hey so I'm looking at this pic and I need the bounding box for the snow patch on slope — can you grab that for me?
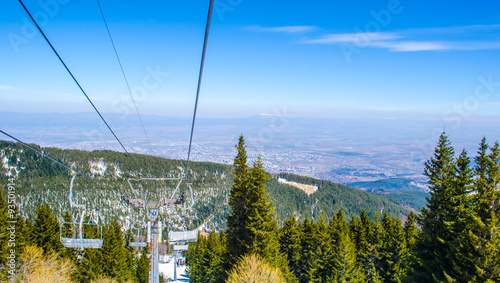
[2,151,20,178]
[89,158,107,176]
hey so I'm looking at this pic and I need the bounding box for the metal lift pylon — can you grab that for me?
[126,175,188,283]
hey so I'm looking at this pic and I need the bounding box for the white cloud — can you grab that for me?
[405,24,500,35]
[0,84,19,90]
[300,24,500,52]
[303,32,400,44]
[246,25,317,34]
[371,41,451,52]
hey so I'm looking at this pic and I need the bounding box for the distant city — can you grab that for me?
[3,111,500,187]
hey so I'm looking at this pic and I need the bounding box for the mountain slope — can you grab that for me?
[0,141,409,231]
[349,178,428,211]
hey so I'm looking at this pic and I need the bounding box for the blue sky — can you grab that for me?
[1,0,499,119]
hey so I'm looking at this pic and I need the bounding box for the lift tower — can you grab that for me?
[127,176,186,283]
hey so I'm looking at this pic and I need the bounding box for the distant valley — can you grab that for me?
[0,140,409,231]
[2,111,500,203]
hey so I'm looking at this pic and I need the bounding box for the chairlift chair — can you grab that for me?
[129,223,147,248]
[126,175,190,209]
[60,172,103,250]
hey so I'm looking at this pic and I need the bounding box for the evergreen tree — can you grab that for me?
[297,218,318,283]
[377,212,404,282]
[304,212,331,282]
[123,229,137,283]
[136,246,149,283]
[475,138,492,220]
[280,215,302,278]
[188,232,209,282]
[206,230,228,283]
[247,156,287,271]
[474,140,500,281]
[330,210,364,282]
[401,211,418,280]
[226,135,251,262]
[75,247,103,283]
[354,209,381,282]
[446,149,480,282]
[15,216,33,255]
[476,213,500,282]
[226,136,294,281]
[75,217,104,283]
[0,190,9,280]
[416,132,457,282]
[101,220,132,282]
[32,203,64,255]
[61,210,74,238]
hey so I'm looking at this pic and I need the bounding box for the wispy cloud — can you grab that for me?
[370,41,451,52]
[301,24,500,52]
[405,24,500,36]
[303,32,400,44]
[0,84,19,90]
[246,25,317,34]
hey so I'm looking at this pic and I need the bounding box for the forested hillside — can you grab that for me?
[0,140,407,232]
[0,133,499,282]
[187,133,500,282]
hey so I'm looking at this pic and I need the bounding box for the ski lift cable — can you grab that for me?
[184,0,214,187]
[96,0,155,155]
[0,129,129,201]
[17,0,140,171]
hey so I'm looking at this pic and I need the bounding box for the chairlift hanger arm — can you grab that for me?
[69,173,86,210]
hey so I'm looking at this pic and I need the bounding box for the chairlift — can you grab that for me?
[60,172,103,250]
[168,179,195,211]
[129,223,147,248]
[125,175,190,209]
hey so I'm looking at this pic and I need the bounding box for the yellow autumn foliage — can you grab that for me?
[226,253,286,283]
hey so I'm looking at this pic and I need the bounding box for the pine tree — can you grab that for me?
[15,216,32,256]
[136,246,149,283]
[205,231,228,283]
[475,138,492,221]
[75,247,103,283]
[377,212,404,282]
[446,148,480,282]
[246,156,274,255]
[75,217,104,283]
[280,215,302,278]
[474,140,500,281]
[188,232,209,282]
[0,190,9,280]
[32,203,64,255]
[330,210,364,282]
[307,244,324,283]
[350,214,368,265]
[298,218,317,283]
[415,132,457,282]
[401,211,418,280]
[365,214,383,283]
[123,228,138,283]
[354,209,381,282]
[226,136,294,281]
[226,135,251,262]
[246,156,285,269]
[101,220,132,282]
[61,210,74,238]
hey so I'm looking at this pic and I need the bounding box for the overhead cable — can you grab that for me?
[18,0,140,170]
[184,0,214,186]
[96,0,155,155]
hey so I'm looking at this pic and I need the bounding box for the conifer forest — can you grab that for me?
[0,133,499,282]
